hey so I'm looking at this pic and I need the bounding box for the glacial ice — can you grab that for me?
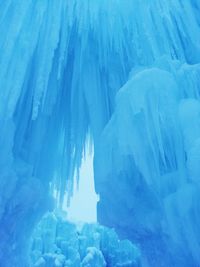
[0,0,200,266]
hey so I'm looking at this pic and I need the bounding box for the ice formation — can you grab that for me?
[30,212,140,267]
[1,0,200,266]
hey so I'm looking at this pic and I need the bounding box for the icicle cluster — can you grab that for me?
[0,0,200,266]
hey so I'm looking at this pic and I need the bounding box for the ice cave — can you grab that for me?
[1,0,200,266]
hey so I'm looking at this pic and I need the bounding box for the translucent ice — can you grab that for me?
[30,213,140,267]
[0,1,200,266]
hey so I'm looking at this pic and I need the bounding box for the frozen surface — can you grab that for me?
[30,212,140,267]
[0,0,200,266]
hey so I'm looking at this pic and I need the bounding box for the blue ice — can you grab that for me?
[0,1,200,266]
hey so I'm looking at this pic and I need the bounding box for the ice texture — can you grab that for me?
[95,60,200,266]
[0,0,200,266]
[30,212,140,267]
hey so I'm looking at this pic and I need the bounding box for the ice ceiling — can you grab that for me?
[1,0,200,266]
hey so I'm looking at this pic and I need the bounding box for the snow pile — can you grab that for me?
[30,212,140,267]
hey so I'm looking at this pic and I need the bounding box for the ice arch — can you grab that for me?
[0,1,200,266]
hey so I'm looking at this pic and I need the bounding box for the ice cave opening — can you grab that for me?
[30,147,141,267]
[64,148,99,223]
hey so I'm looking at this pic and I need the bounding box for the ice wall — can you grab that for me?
[94,60,200,266]
[0,0,200,266]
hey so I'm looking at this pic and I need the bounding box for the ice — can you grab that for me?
[30,212,140,267]
[0,0,200,266]
[95,61,200,266]
[81,247,106,267]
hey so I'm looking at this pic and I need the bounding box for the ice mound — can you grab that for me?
[30,212,140,267]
